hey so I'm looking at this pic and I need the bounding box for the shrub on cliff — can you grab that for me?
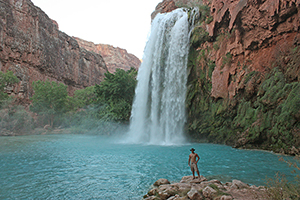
[0,70,19,106]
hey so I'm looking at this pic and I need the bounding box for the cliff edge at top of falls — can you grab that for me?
[0,0,140,99]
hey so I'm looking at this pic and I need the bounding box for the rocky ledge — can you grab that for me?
[144,176,268,200]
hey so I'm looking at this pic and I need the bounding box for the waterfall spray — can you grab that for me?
[126,8,199,145]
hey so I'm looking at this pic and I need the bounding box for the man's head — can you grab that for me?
[190,148,195,152]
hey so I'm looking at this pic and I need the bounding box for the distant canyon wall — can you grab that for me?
[0,0,108,98]
[0,0,140,99]
[74,37,141,73]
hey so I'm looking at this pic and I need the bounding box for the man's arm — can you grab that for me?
[196,154,200,163]
[188,155,191,166]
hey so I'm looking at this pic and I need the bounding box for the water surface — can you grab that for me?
[0,134,298,199]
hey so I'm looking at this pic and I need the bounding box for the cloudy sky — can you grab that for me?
[31,0,163,59]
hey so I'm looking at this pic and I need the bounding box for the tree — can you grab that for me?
[63,86,97,114]
[74,85,97,108]
[95,68,137,121]
[0,70,19,105]
[30,80,68,127]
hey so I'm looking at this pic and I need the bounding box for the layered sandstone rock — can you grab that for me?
[0,0,108,98]
[74,37,141,73]
[207,0,300,99]
[153,0,300,99]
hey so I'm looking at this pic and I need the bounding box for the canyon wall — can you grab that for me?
[74,37,141,73]
[153,0,300,155]
[0,0,108,98]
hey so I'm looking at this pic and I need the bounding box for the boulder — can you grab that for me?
[154,178,171,186]
[187,188,203,200]
[220,195,233,200]
[231,179,249,189]
[202,186,217,198]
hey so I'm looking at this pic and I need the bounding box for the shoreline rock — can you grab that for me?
[144,176,268,200]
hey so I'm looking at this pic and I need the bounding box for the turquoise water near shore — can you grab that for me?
[0,134,298,199]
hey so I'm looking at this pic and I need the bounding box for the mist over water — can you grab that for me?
[127,8,198,145]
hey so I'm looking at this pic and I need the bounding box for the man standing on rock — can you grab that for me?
[188,148,200,179]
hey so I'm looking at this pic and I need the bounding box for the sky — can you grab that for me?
[31,0,163,59]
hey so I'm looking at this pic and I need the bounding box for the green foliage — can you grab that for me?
[0,70,19,105]
[190,26,209,48]
[266,157,300,200]
[95,68,137,121]
[221,52,232,69]
[30,80,69,126]
[198,5,212,23]
[73,86,97,109]
[186,39,300,152]
[0,104,34,135]
[266,173,300,199]
[244,71,259,84]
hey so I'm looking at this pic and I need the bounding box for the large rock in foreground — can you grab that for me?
[144,176,268,200]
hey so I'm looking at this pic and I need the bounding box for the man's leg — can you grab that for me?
[191,164,195,179]
[195,164,200,178]
[192,169,195,179]
[196,169,200,178]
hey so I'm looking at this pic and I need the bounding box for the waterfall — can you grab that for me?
[126,8,199,145]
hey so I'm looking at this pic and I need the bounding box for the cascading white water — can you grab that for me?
[126,8,199,145]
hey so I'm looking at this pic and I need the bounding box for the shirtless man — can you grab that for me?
[188,148,200,179]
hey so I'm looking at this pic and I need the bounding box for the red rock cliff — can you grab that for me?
[0,0,108,98]
[153,0,300,153]
[153,0,300,99]
[74,37,141,73]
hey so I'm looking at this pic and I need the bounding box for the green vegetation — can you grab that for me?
[185,1,300,154]
[190,26,209,48]
[266,157,300,199]
[0,68,137,136]
[0,71,34,135]
[0,70,19,105]
[95,68,137,121]
[30,80,69,127]
[186,37,300,154]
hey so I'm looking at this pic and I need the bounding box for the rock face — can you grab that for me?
[144,176,268,200]
[74,37,141,73]
[153,0,300,154]
[0,0,108,98]
[154,0,300,99]
[206,0,300,99]
[151,0,201,20]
